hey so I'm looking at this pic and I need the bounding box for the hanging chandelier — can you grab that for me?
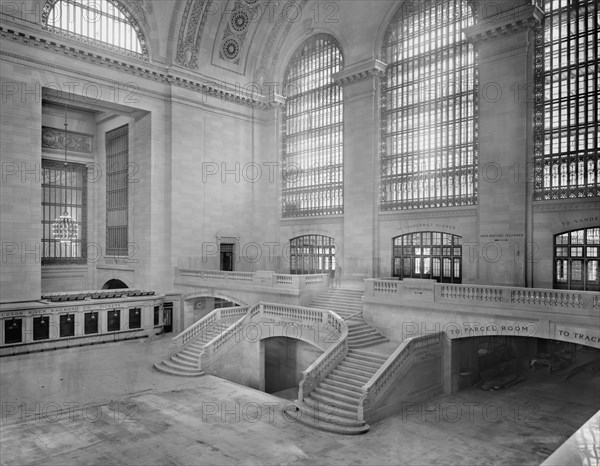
[51,104,78,243]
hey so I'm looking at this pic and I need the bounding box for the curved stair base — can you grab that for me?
[153,361,204,377]
[286,401,369,435]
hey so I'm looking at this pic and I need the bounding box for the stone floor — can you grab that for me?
[1,335,599,466]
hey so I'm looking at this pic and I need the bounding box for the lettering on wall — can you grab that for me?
[561,216,600,228]
[556,325,600,348]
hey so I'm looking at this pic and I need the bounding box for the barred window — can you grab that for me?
[282,35,343,218]
[381,0,478,210]
[535,0,599,199]
[42,159,87,265]
[554,227,599,290]
[106,125,129,256]
[43,0,148,58]
[393,232,462,283]
[289,235,336,275]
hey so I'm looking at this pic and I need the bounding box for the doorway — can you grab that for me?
[220,243,234,271]
[163,302,173,333]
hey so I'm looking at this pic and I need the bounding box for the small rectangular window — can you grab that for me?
[129,308,141,329]
[33,316,50,341]
[107,310,121,332]
[84,312,98,334]
[5,318,22,344]
[60,314,75,338]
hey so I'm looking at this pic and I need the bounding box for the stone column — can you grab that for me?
[465,4,543,286]
[333,58,387,282]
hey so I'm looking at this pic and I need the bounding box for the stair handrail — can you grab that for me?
[170,305,250,353]
[357,332,444,422]
[298,313,348,402]
[202,303,346,364]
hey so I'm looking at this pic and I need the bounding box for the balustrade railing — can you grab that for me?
[171,305,249,351]
[358,332,443,422]
[201,302,346,372]
[366,279,598,313]
[177,267,328,292]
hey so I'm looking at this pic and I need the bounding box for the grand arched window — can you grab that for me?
[554,227,599,291]
[289,235,336,275]
[381,0,478,210]
[393,232,462,283]
[282,35,343,218]
[42,0,148,58]
[534,0,599,199]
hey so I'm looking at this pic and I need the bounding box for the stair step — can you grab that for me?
[171,355,198,368]
[153,361,204,377]
[303,396,361,420]
[339,360,379,374]
[328,373,365,388]
[344,355,381,370]
[349,340,388,349]
[332,368,371,382]
[314,386,361,405]
[161,359,200,373]
[320,380,363,396]
[310,392,360,412]
[292,404,369,434]
[180,349,202,358]
[348,336,389,347]
[348,350,388,364]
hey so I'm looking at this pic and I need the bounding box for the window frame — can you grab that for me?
[380,0,479,211]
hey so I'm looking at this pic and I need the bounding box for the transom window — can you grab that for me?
[42,159,87,265]
[289,235,336,275]
[43,0,148,58]
[393,232,462,283]
[554,227,599,291]
[282,35,343,218]
[381,0,478,210]
[534,0,599,199]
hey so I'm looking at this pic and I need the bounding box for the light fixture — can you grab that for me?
[40,316,46,325]
[114,310,119,317]
[91,313,96,320]
[66,314,72,322]
[51,104,78,244]
[10,318,17,329]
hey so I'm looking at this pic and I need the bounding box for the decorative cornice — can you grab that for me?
[0,22,270,109]
[333,58,387,87]
[533,199,600,213]
[464,4,543,44]
[379,207,478,219]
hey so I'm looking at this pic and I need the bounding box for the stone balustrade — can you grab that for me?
[365,279,599,312]
[358,332,444,423]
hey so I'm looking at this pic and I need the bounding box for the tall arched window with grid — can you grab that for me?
[534,0,599,199]
[282,35,343,218]
[42,0,148,59]
[381,0,478,211]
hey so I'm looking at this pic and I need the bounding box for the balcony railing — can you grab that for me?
[365,279,599,312]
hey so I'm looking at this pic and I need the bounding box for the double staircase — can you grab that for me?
[154,322,230,376]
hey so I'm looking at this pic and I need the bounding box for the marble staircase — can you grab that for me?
[154,322,230,376]
[309,288,389,348]
[293,348,389,434]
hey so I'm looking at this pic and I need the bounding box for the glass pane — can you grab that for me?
[571,261,583,281]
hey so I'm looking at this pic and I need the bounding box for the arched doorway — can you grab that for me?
[289,235,336,275]
[392,232,462,283]
[101,279,129,289]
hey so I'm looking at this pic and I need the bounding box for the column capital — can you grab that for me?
[464,4,543,44]
[333,58,387,87]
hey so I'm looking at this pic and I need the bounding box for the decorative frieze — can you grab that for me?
[42,126,93,154]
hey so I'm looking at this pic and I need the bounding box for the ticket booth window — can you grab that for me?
[33,316,50,341]
[107,310,121,332]
[554,227,599,291]
[5,318,22,344]
[129,308,141,329]
[60,314,75,338]
[84,312,98,334]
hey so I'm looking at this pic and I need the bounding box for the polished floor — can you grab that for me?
[1,335,599,466]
